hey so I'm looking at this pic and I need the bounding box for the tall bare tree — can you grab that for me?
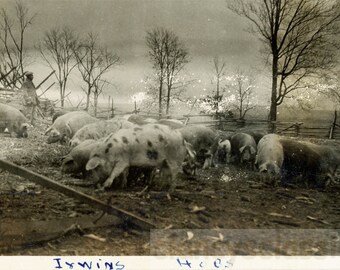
[163,32,189,114]
[229,0,340,122]
[227,72,256,120]
[212,56,227,115]
[146,27,189,116]
[38,26,78,107]
[0,1,36,87]
[74,33,120,111]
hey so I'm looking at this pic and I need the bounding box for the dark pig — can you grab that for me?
[243,130,267,144]
[279,139,325,188]
[230,132,257,169]
[300,141,340,186]
[178,125,218,169]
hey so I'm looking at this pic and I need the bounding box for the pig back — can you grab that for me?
[178,125,217,153]
[230,132,256,155]
[0,103,28,135]
[49,111,97,138]
[70,118,136,147]
[279,139,323,181]
[256,134,283,166]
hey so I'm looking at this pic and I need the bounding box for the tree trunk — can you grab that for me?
[166,86,170,115]
[59,82,65,108]
[216,77,219,116]
[158,74,163,118]
[269,53,278,123]
[94,93,98,117]
[85,87,91,111]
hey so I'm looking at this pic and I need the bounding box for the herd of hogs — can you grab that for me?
[1,102,340,191]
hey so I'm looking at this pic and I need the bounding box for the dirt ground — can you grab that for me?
[0,119,340,256]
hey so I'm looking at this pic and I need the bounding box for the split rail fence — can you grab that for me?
[96,109,340,140]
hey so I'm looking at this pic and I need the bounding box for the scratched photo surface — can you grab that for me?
[0,0,340,256]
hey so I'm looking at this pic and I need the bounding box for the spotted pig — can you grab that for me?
[85,124,188,191]
[69,118,136,148]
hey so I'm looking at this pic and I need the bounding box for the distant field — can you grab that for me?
[278,108,335,126]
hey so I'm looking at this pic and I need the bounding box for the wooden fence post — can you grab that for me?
[269,121,276,133]
[295,123,300,137]
[111,98,114,118]
[329,110,337,139]
[236,118,246,128]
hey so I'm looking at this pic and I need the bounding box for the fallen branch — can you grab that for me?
[268,212,292,219]
[0,159,155,230]
[306,216,330,225]
[270,219,301,227]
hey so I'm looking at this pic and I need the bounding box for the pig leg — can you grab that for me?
[102,161,129,189]
[203,152,213,169]
[116,168,129,189]
[161,160,180,192]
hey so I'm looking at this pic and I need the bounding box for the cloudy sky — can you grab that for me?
[1,0,270,110]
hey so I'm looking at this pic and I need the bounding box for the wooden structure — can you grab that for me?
[120,110,340,140]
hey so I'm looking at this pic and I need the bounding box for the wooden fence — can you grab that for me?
[50,104,340,140]
[121,111,340,140]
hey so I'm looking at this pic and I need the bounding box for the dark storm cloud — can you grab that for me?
[1,0,268,105]
[4,0,257,58]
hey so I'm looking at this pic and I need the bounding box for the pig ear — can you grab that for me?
[21,123,29,130]
[86,157,101,171]
[259,164,267,172]
[45,126,52,135]
[66,122,73,136]
[250,146,257,155]
[62,156,74,165]
[239,146,246,153]
[184,140,196,158]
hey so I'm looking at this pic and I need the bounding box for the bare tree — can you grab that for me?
[229,0,340,122]
[74,33,120,111]
[146,28,166,116]
[164,32,189,114]
[212,56,227,115]
[140,73,193,114]
[38,26,78,107]
[146,27,189,116]
[227,72,256,120]
[93,79,109,117]
[0,1,36,87]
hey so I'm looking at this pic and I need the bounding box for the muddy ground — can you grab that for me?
[0,119,340,256]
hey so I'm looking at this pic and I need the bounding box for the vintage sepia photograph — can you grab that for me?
[0,0,340,258]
